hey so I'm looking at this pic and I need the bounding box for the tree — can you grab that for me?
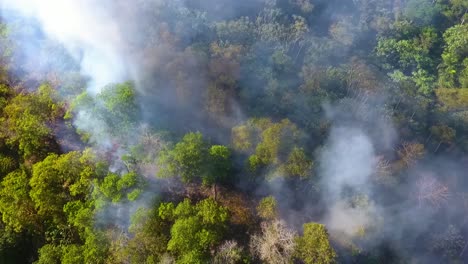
[213,240,244,264]
[0,23,13,83]
[231,120,258,152]
[290,0,314,13]
[415,174,449,208]
[250,220,296,264]
[281,147,313,178]
[438,0,468,24]
[205,145,232,199]
[0,169,38,232]
[1,84,61,160]
[256,196,278,220]
[294,222,337,264]
[438,24,468,88]
[29,151,96,223]
[206,42,243,122]
[158,132,207,183]
[329,18,357,46]
[403,0,442,25]
[93,171,144,205]
[0,153,17,178]
[204,145,232,186]
[121,207,171,264]
[397,142,425,168]
[255,119,301,166]
[431,225,465,260]
[95,81,139,134]
[158,132,233,188]
[159,198,229,263]
[35,244,62,264]
[430,125,456,152]
[375,26,439,94]
[435,88,468,111]
[232,118,310,179]
[67,81,140,139]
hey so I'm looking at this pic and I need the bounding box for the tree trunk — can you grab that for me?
[213,184,217,201]
[434,141,442,153]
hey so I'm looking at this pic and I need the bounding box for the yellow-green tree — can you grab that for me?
[294,222,337,264]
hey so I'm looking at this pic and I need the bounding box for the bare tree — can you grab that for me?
[373,156,397,186]
[397,142,425,168]
[416,175,449,208]
[213,240,243,264]
[159,253,175,264]
[250,220,296,264]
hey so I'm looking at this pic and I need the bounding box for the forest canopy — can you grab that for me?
[0,0,467,263]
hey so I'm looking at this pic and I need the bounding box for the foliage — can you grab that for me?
[94,171,144,204]
[438,24,468,88]
[256,196,278,220]
[0,169,38,232]
[1,84,61,160]
[158,132,233,186]
[158,132,207,183]
[67,81,139,138]
[0,1,468,263]
[294,222,337,264]
[232,118,312,179]
[160,198,229,263]
[29,151,97,223]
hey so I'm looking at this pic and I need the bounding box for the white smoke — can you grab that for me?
[319,126,380,235]
[1,0,128,92]
[320,127,376,198]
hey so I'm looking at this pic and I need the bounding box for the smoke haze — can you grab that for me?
[1,0,467,263]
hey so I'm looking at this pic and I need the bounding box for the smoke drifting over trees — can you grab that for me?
[0,0,468,263]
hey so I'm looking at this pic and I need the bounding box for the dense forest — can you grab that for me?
[0,0,467,263]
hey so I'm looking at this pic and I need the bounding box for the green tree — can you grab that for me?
[119,207,171,264]
[438,24,468,88]
[93,171,144,205]
[0,23,13,82]
[0,169,38,232]
[232,118,310,179]
[205,145,232,186]
[67,81,139,139]
[1,84,61,160]
[256,196,278,220]
[35,244,62,264]
[430,125,456,152]
[29,151,96,223]
[435,88,468,111]
[158,132,233,187]
[281,147,313,178]
[294,222,337,264]
[157,132,207,183]
[438,0,468,24]
[96,81,139,133]
[159,198,229,264]
[404,0,442,25]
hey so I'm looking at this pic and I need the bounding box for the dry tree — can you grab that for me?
[397,142,425,168]
[250,220,296,264]
[373,156,397,186]
[415,174,449,208]
[213,240,243,264]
